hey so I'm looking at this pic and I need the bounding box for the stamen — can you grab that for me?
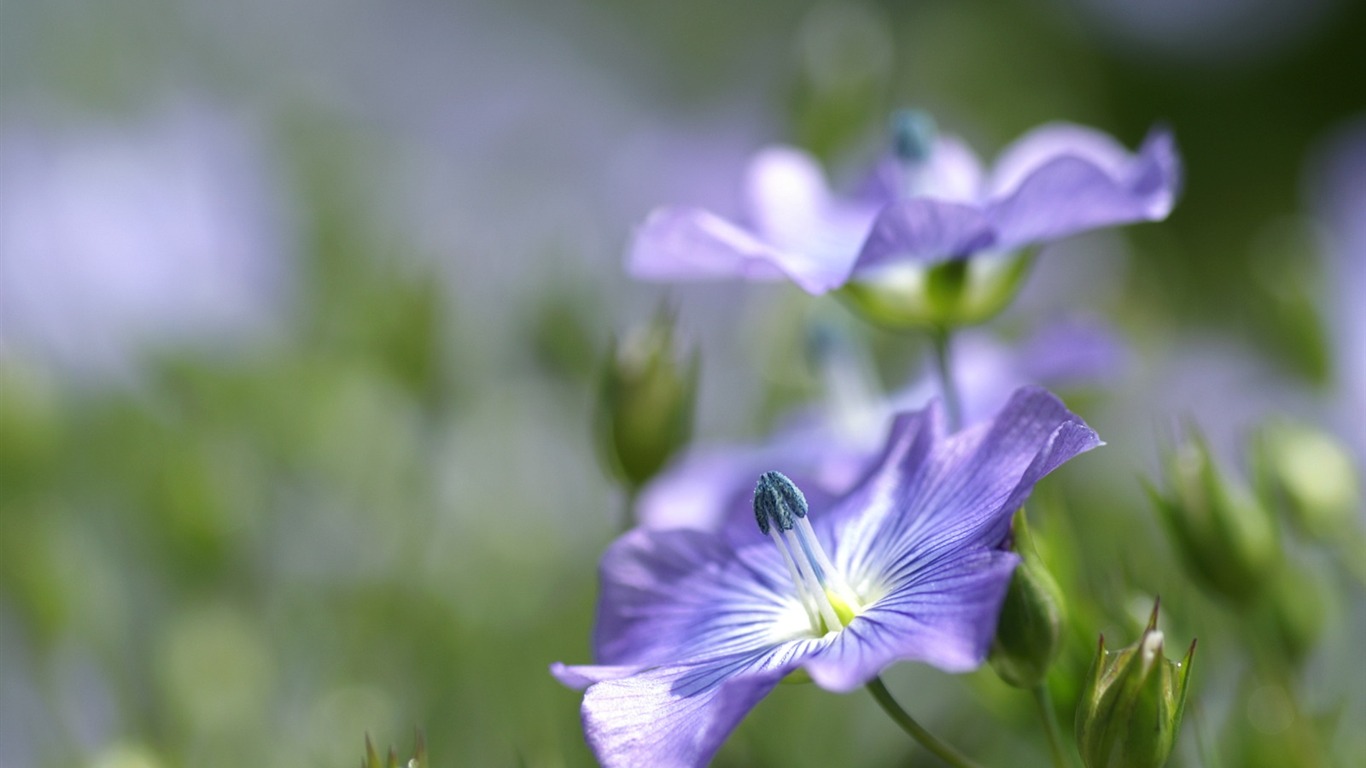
[891,108,936,165]
[782,527,844,632]
[753,471,862,634]
[767,528,821,628]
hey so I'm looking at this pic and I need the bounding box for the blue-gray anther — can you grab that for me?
[891,108,936,164]
[804,321,840,365]
[754,471,809,534]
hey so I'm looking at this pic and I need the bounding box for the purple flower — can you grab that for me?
[636,320,1122,539]
[553,387,1101,767]
[628,116,1179,296]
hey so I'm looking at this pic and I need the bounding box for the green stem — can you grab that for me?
[1031,684,1070,768]
[930,328,962,432]
[622,484,641,533]
[867,676,986,768]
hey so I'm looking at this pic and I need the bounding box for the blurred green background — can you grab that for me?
[1,0,1363,766]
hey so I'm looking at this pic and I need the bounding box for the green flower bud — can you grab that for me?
[1146,428,1279,602]
[1254,421,1361,542]
[363,730,426,768]
[836,250,1034,331]
[990,508,1066,688]
[1076,601,1196,768]
[594,307,699,489]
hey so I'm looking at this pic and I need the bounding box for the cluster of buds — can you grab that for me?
[1145,427,1279,602]
[362,731,426,768]
[1075,601,1196,768]
[593,306,699,491]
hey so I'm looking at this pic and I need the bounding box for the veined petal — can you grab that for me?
[987,125,1180,248]
[850,199,996,274]
[830,387,1100,598]
[802,548,1019,691]
[592,527,803,667]
[559,644,819,768]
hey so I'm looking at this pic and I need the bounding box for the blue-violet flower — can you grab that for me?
[552,387,1101,767]
[636,320,1119,538]
[627,116,1179,296]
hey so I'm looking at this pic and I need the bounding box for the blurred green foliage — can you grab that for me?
[1,0,1363,766]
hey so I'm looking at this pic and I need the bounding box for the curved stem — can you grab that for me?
[1031,684,1070,768]
[867,676,986,768]
[622,484,641,533]
[930,328,962,432]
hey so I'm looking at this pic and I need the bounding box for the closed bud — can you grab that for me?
[1146,427,1279,602]
[990,509,1066,688]
[594,306,699,489]
[837,250,1034,331]
[362,730,425,768]
[1254,421,1361,543]
[1076,601,1195,768]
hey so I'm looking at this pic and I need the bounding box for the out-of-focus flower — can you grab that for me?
[0,103,294,379]
[552,388,1101,768]
[1306,117,1366,460]
[1145,427,1280,603]
[1075,601,1195,768]
[594,308,699,490]
[989,508,1067,689]
[636,319,1121,536]
[628,112,1178,326]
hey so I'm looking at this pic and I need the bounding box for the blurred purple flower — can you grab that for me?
[637,320,1122,539]
[0,103,293,379]
[628,118,1179,294]
[552,388,1100,768]
[1307,117,1366,457]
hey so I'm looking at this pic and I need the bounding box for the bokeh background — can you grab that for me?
[1,0,1363,766]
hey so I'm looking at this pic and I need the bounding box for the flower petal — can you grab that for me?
[987,125,1180,248]
[561,646,816,768]
[859,135,985,205]
[745,146,880,274]
[626,206,791,283]
[850,199,996,274]
[802,548,1019,690]
[830,387,1100,597]
[591,527,800,667]
[626,205,857,294]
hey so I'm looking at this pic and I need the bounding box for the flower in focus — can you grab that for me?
[628,111,1178,325]
[636,319,1121,537]
[552,387,1101,767]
